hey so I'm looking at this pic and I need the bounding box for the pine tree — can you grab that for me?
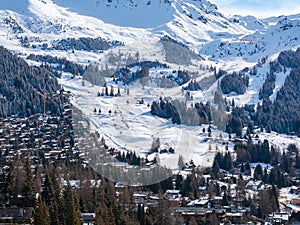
[254,164,263,180]
[50,170,64,224]
[211,160,220,179]
[110,86,114,96]
[271,184,279,211]
[105,86,109,96]
[223,152,233,171]
[63,183,82,225]
[34,195,50,225]
[42,173,53,206]
[22,158,34,207]
[240,163,245,173]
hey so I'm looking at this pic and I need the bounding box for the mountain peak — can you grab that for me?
[43,0,221,28]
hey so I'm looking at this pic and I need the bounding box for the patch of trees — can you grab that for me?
[114,61,191,86]
[175,70,191,86]
[252,185,279,218]
[220,72,249,95]
[213,152,233,172]
[248,163,289,188]
[214,68,226,80]
[115,151,141,166]
[160,35,204,65]
[151,98,211,125]
[83,64,106,86]
[3,16,24,33]
[27,54,85,75]
[234,139,271,164]
[160,35,192,51]
[278,48,300,69]
[98,85,121,97]
[114,61,168,84]
[259,72,275,99]
[184,79,202,91]
[51,37,123,52]
[114,60,191,86]
[259,61,283,100]
[129,61,168,68]
[234,140,298,187]
[107,51,140,66]
[226,106,250,137]
[222,49,300,135]
[0,46,66,117]
[253,49,300,134]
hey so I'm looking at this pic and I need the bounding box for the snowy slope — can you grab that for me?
[1,0,300,68]
[201,14,300,64]
[1,0,299,172]
[0,0,248,55]
[59,72,225,169]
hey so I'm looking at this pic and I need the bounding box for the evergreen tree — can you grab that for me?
[271,184,279,211]
[281,151,291,174]
[254,164,263,180]
[240,163,245,173]
[63,183,81,225]
[223,152,233,171]
[105,86,109,96]
[22,159,34,207]
[49,199,60,225]
[34,195,50,225]
[110,86,114,96]
[50,170,64,224]
[211,160,220,179]
[42,173,53,206]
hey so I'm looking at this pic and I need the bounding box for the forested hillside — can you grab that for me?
[253,48,300,134]
[0,46,67,117]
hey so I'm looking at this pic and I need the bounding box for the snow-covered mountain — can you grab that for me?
[1,0,300,69]
[1,0,300,170]
[0,0,247,60]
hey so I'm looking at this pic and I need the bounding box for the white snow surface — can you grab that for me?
[59,73,226,169]
[1,0,300,68]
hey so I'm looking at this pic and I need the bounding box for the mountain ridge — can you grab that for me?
[0,0,300,70]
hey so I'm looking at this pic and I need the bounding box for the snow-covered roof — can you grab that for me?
[187,199,210,207]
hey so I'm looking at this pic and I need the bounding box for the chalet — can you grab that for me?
[165,190,182,206]
[176,207,227,223]
[0,207,33,224]
[176,207,212,222]
[227,212,243,222]
[133,192,148,204]
[265,212,290,225]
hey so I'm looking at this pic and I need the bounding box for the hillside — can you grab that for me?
[0,0,300,181]
[0,46,66,117]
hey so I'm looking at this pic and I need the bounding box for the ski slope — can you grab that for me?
[59,72,227,169]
